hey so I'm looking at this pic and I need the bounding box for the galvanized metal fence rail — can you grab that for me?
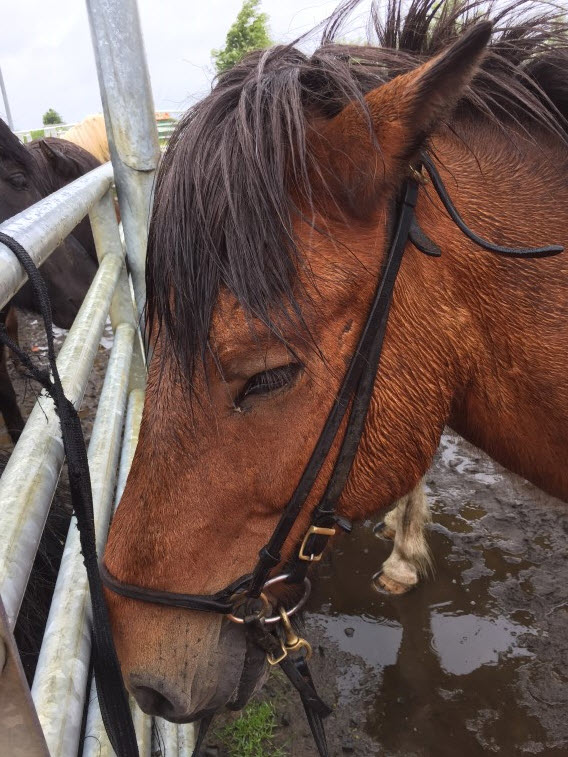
[0,0,195,754]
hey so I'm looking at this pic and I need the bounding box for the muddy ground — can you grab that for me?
[2,312,567,756]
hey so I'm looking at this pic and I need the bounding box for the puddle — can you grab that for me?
[299,430,568,755]
[310,612,402,670]
[430,611,534,675]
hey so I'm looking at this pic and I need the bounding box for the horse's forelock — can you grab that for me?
[146,0,568,383]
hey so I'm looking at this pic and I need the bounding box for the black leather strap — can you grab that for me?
[293,656,331,757]
[409,217,442,257]
[244,617,331,757]
[421,152,563,258]
[247,178,421,598]
[100,561,251,614]
[0,232,139,757]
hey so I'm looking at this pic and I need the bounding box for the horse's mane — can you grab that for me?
[64,115,110,164]
[27,137,101,196]
[147,0,568,377]
[0,118,35,173]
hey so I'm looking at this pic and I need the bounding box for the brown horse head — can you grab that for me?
[104,0,568,722]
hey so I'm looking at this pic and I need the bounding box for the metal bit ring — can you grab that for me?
[262,574,311,625]
[226,591,271,624]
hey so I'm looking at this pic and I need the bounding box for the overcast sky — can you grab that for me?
[0,0,374,130]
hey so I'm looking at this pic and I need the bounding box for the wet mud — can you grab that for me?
[2,314,567,755]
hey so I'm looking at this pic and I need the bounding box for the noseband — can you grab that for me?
[0,153,561,757]
[98,153,563,756]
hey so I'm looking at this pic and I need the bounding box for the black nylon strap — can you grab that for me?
[0,232,139,757]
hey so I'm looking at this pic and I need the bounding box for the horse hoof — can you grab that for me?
[372,571,414,595]
[373,522,396,541]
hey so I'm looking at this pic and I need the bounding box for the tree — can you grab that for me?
[212,0,271,75]
[42,108,63,125]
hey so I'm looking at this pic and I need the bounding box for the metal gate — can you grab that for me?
[0,1,195,754]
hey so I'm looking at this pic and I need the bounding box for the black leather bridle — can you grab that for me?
[98,153,563,756]
[0,152,562,757]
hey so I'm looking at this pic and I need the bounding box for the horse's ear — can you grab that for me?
[316,21,492,214]
[37,140,81,179]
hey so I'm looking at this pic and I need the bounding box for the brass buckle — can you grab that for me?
[298,525,336,562]
[408,163,428,185]
[267,640,288,666]
[279,607,312,660]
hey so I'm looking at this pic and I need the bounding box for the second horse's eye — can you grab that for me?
[235,363,302,407]
[9,172,28,190]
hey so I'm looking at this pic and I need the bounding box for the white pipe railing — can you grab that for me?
[0,245,124,628]
[87,0,162,325]
[32,322,135,756]
[0,0,193,752]
[0,163,114,311]
[0,166,194,754]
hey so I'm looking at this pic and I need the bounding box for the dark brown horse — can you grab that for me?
[103,0,568,726]
[0,122,100,441]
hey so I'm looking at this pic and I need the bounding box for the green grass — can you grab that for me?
[216,701,285,757]
[30,129,45,139]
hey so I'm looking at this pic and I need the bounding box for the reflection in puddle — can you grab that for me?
[311,612,402,670]
[431,612,534,675]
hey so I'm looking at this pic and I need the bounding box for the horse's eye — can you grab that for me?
[9,172,28,190]
[235,363,302,406]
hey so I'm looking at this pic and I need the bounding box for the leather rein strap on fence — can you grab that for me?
[0,150,562,757]
[0,232,140,757]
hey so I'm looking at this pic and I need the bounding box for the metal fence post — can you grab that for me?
[85,0,161,327]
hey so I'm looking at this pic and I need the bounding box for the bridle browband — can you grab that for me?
[0,152,561,757]
[98,153,563,756]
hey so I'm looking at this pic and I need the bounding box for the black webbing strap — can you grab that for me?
[247,178,420,597]
[0,232,139,757]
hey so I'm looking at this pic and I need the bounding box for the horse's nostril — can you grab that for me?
[131,683,180,720]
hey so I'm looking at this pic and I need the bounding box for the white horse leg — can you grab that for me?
[377,479,432,595]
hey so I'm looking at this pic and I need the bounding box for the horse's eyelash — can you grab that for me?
[234,363,302,408]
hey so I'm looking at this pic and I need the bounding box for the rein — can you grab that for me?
[0,153,562,757]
